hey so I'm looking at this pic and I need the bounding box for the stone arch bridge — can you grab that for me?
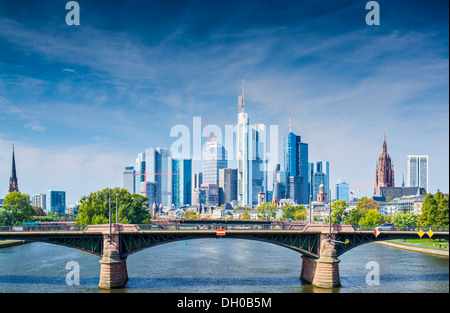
[0,222,448,289]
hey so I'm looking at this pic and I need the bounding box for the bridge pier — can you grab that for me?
[99,248,128,289]
[84,224,136,289]
[300,236,341,288]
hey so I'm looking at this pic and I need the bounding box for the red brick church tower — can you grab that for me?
[374,135,394,195]
[9,145,19,193]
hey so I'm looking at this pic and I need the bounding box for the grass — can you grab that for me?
[392,238,449,249]
[0,240,24,245]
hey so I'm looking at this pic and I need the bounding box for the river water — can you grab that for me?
[0,239,448,293]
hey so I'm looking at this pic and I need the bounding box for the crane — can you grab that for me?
[349,188,363,202]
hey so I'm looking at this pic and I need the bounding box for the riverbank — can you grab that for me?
[376,240,449,257]
[0,240,27,249]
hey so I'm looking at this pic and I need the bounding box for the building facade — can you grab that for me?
[218,168,238,204]
[336,180,349,203]
[122,166,135,194]
[237,91,267,206]
[141,181,157,206]
[47,190,66,214]
[407,155,428,192]
[283,131,309,204]
[32,193,46,211]
[202,140,227,185]
[172,158,192,206]
[145,147,173,208]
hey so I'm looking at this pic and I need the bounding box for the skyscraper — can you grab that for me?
[145,147,173,208]
[374,135,395,195]
[237,88,250,205]
[336,180,350,203]
[141,181,157,206]
[283,124,309,204]
[202,140,227,185]
[9,146,18,193]
[123,166,136,194]
[219,168,238,204]
[407,155,428,192]
[237,80,268,206]
[172,158,192,206]
[194,172,203,189]
[47,190,66,214]
[134,153,146,195]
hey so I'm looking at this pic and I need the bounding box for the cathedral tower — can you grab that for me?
[9,145,19,193]
[374,135,394,195]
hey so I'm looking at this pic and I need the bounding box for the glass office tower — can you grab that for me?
[283,131,309,204]
[407,155,428,192]
[336,180,350,203]
[145,147,172,208]
[47,190,66,214]
[172,158,192,206]
[202,140,227,185]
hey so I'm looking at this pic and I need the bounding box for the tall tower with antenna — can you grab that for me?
[238,77,245,114]
[9,145,19,193]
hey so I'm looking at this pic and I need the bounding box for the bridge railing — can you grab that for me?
[353,225,449,232]
[137,223,277,231]
[0,225,88,232]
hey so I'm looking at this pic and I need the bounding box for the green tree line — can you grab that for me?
[330,192,448,227]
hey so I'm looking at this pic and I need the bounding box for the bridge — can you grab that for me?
[0,221,448,289]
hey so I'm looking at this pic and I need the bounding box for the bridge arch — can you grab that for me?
[118,232,322,259]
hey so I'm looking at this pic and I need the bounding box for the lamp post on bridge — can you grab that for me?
[116,193,119,224]
[328,189,332,238]
[108,188,112,242]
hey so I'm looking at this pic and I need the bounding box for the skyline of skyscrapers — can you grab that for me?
[122,81,332,209]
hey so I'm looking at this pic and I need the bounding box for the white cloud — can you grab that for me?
[24,121,45,132]
[0,138,131,204]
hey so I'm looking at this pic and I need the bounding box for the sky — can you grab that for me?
[0,0,448,205]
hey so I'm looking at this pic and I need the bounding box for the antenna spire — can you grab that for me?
[242,77,245,108]
[289,115,292,132]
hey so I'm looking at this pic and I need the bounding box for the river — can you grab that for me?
[0,239,448,293]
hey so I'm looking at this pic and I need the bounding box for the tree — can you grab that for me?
[358,209,384,226]
[437,193,449,226]
[180,210,200,220]
[33,206,45,217]
[240,211,251,220]
[343,208,364,225]
[331,200,349,224]
[392,212,419,229]
[257,202,277,220]
[76,188,150,225]
[281,204,307,221]
[2,191,34,225]
[0,208,13,226]
[419,191,449,226]
[356,196,379,211]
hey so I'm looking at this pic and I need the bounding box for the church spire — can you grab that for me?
[9,145,19,193]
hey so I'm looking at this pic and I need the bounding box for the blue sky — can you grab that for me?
[0,0,448,204]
